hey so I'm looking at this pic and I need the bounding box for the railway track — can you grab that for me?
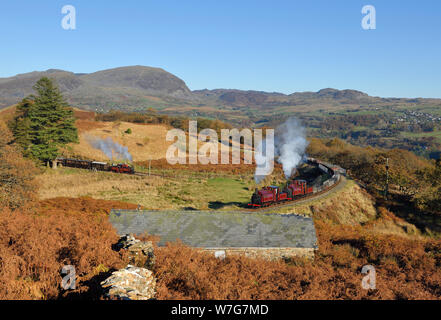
[134,171,214,179]
[134,171,248,180]
[59,158,346,212]
[134,172,170,178]
[135,172,346,212]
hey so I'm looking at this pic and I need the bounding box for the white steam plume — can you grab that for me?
[254,117,308,183]
[85,135,133,162]
[254,133,275,184]
[274,118,309,178]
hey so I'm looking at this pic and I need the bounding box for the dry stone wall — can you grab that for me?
[204,247,316,261]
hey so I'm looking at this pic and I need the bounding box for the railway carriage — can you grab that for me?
[56,158,134,174]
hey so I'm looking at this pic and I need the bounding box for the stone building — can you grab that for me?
[109,209,318,261]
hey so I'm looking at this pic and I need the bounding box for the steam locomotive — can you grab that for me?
[248,158,342,208]
[249,180,314,207]
[56,158,135,174]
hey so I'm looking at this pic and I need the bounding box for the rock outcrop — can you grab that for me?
[100,234,157,300]
[113,234,155,269]
[100,265,156,300]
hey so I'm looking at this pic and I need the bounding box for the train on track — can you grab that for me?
[56,158,135,174]
[248,158,345,208]
[55,157,344,207]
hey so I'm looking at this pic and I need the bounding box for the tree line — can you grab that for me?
[95,110,233,137]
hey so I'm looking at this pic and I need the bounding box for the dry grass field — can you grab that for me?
[68,120,173,161]
[68,118,253,164]
[36,167,253,210]
[37,168,166,208]
[271,180,377,223]
[3,104,254,164]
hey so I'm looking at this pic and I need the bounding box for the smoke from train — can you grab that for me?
[85,135,133,161]
[254,118,308,183]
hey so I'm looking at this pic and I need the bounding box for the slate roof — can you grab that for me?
[109,209,318,249]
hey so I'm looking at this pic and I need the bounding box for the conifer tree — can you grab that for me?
[11,77,78,163]
[9,99,33,157]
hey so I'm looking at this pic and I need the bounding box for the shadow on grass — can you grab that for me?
[378,193,441,236]
[59,270,116,300]
[183,206,198,211]
[208,201,248,210]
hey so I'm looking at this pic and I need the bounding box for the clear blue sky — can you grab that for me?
[0,0,440,98]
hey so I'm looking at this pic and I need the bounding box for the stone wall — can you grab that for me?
[203,247,316,261]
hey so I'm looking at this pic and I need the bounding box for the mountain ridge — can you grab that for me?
[0,66,440,113]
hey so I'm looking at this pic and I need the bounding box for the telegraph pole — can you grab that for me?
[384,158,389,200]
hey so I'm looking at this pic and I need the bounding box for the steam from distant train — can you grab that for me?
[86,135,133,161]
[254,118,309,183]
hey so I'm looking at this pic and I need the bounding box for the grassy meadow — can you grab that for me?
[37,167,254,210]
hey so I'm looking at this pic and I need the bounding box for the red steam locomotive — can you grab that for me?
[249,180,313,207]
[110,163,135,174]
[248,158,343,208]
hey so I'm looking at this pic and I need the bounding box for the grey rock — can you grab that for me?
[115,234,155,270]
[100,265,156,300]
